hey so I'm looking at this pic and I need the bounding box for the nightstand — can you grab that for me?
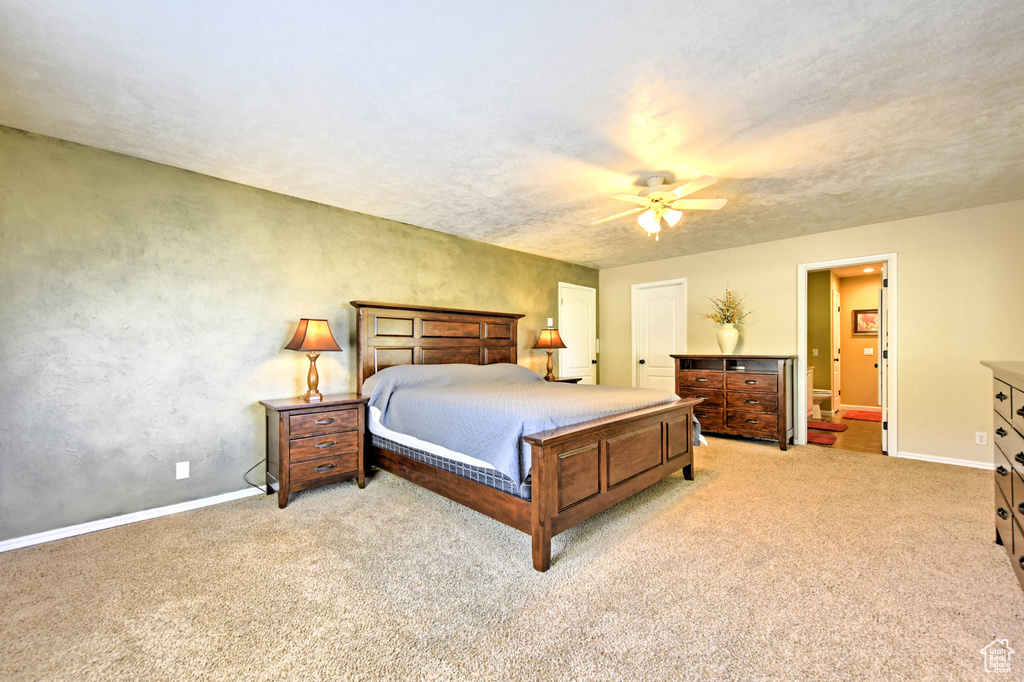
[552,377,583,384]
[259,394,369,508]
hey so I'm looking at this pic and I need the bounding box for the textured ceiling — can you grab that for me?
[1,1,1022,268]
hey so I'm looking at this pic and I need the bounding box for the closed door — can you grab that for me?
[558,283,597,384]
[832,290,841,411]
[634,279,686,391]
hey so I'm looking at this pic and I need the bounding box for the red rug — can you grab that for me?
[807,421,848,432]
[843,411,882,422]
[806,431,838,445]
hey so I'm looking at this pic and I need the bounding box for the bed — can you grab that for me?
[352,300,702,571]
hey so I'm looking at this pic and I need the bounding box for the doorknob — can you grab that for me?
[591,359,597,364]
[638,359,645,364]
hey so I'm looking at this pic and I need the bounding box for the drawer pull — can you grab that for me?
[997,465,1009,476]
[314,463,337,473]
[314,441,337,449]
[1018,503,1024,515]
[695,377,708,382]
[744,379,758,385]
[996,392,1008,401]
[1016,453,1024,465]
[315,418,338,425]
[997,428,1008,437]
[1018,407,1024,416]
[998,507,1009,520]
[744,399,760,405]
[1019,556,1024,570]
[745,419,760,424]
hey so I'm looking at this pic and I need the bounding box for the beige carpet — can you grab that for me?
[2,439,1023,681]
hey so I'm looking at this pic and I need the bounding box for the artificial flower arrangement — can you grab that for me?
[700,287,752,325]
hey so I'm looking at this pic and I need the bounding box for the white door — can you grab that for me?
[878,263,888,453]
[557,283,597,384]
[633,279,686,391]
[832,289,841,412]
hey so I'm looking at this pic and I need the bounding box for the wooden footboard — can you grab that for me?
[523,398,700,571]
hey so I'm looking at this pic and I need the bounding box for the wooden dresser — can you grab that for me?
[671,354,795,450]
[981,361,1024,591]
[260,394,368,508]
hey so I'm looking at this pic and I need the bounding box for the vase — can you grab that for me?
[717,323,739,354]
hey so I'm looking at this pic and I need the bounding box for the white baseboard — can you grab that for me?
[0,487,265,554]
[894,451,993,470]
[840,405,882,412]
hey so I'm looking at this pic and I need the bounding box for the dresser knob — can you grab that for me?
[1018,407,1024,417]
[997,466,1009,476]
[1016,453,1024,465]
[314,463,337,472]
[1018,503,1024,515]
[1019,556,1024,570]
[997,428,1008,437]
[996,392,1008,401]
[998,508,1009,520]
[315,418,338,425]
[315,441,337,449]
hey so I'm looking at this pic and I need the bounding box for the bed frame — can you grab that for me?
[351,300,700,571]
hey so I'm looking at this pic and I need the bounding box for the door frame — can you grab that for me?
[557,282,597,384]
[630,277,687,388]
[797,253,897,453]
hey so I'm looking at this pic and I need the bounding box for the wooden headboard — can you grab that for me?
[350,301,525,389]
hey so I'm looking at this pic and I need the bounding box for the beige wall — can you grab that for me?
[838,274,883,408]
[806,270,831,393]
[0,126,597,540]
[599,199,1024,466]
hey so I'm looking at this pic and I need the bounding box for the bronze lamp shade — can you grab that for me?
[286,319,342,402]
[533,328,567,382]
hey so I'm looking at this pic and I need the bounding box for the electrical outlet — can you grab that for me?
[864,348,874,355]
[812,348,818,356]
[176,461,190,479]
[976,432,988,445]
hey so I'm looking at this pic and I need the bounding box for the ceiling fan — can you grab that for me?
[592,175,727,240]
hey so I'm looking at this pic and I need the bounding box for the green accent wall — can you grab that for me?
[0,126,597,540]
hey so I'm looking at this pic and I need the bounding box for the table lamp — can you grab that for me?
[285,318,342,402]
[533,328,567,381]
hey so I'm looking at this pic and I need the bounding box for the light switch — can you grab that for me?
[812,348,818,356]
[864,348,874,356]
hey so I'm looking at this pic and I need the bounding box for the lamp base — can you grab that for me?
[301,390,324,403]
[544,349,555,381]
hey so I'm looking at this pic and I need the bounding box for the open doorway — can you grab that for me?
[797,254,897,455]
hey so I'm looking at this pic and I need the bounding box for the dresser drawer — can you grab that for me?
[995,412,1017,460]
[726,373,778,394]
[1013,470,1024,524]
[726,391,778,414]
[726,411,778,435]
[290,430,359,463]
[997,487,1013,552]
[290,451,358,484]
[1014,519,1024,588]
[1006,426,1024,476]
[994,379,1013,423]
[290,408,358,437]
[693,408,724,430]
[1013,387,1024,434]
[996,449,1013,506]
[678,370,723,390]
[677,388,724,410]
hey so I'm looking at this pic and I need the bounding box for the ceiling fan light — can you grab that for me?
[637,209,661,234]
[663,209,682,227]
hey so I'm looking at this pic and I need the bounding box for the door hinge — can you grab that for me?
[882,350,888,359]
[883,278,888,287]
[883,421,888,430]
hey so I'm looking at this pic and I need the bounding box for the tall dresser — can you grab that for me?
[981,361,1024,591]
[671,354,795,450]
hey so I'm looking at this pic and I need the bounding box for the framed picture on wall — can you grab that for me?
[852,309,879,335]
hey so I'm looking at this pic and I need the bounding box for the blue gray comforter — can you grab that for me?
[363,364,690,486]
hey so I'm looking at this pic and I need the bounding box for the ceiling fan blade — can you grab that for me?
[609,193,650,205]
[667,198,728,210]
[591,207,646,225]
[669,175,719,198]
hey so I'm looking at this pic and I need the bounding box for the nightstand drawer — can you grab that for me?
[726,373,778,394]
[726,391,778,414]
[726,411,779,435]
[290,430,359,462]
[290,408,358,437]
[290,452,358,484]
